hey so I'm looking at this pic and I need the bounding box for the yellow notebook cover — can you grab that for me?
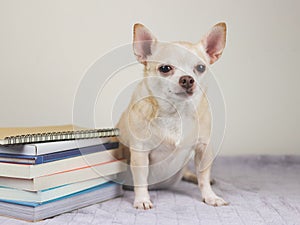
[0,125,119,145]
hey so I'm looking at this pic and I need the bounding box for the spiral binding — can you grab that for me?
[4,128,119,145]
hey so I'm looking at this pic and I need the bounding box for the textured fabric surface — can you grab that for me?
[1,155,299,225]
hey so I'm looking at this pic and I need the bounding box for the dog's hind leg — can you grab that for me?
[182,168,198,184]
[182,167,215,185]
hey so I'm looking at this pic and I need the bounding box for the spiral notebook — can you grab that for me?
[0,124,119,145]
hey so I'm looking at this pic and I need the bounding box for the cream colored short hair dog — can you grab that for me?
[117,23,227,209]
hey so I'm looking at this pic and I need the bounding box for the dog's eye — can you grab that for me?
[158,65,173,74]
[195,64,206,73]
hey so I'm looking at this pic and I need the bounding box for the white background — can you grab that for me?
[0,0,299,155]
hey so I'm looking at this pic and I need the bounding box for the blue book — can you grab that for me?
[0,182,123,221]
[0,142,119,164]
[1,181,116,206]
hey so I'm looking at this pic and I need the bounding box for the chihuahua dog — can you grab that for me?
[116,23,227,209]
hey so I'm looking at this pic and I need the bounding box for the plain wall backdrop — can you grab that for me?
[0,0,299,155]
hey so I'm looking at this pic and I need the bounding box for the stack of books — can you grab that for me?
[0,125,125,222]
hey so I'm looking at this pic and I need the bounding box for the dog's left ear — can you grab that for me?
[133,23,157,63]
[200,23,227,64]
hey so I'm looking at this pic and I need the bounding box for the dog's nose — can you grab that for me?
[179,76,194,89]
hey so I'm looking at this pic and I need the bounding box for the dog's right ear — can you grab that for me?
[200,22,227,64]
[133,23,157,63]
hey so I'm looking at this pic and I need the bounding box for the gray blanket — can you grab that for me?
[1,155,300,225]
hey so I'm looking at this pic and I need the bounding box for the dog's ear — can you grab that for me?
[133,23,157,63]
[200,22,227,64]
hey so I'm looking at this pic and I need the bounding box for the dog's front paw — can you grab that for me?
[202,195,228,207]
[134,198,153,210]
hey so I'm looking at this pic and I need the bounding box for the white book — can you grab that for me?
[0,159,126,191]
[0,148,122,178]
[0,138,109,156]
